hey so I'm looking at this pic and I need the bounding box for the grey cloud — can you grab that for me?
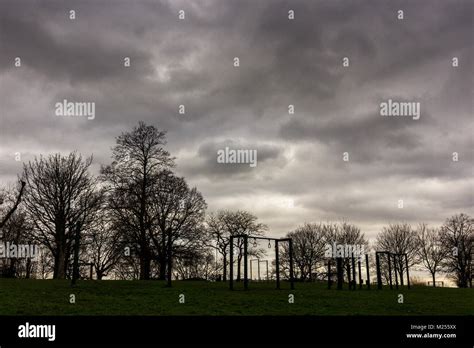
[0,0,472,239]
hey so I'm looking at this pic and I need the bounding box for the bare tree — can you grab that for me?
[101,121,174,280]
[174,247,215,280]
[149,170,207,286]
[415,224,447,287]
[281,223,327,281]
[86,216,122,280]
[205,211,232,281]
[375,223,418,286]
[323,222,368,282]
[439,213,473,288]
[22,152,101,279]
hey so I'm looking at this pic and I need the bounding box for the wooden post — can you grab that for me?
[394,254,399,290]
[358,259,362,289]
[337,258,343,290]
[229,236,234,290]
[244,235,248,290]
[351,256,356,290]
[405,254,410,289]
[275,240,280,290]
[387,253,393,290]
[399,255,404,286]
[376,252,382,290]
[289,238,295,290]
[166,232,172,287]
[365,254,371,290]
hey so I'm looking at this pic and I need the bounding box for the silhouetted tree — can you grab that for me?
[101,121,174,280]
[281,223,327,281]
[440,213,473,288]
[86,215,122,280]
[205,211,232,281]
[149,170,207,286]
[375,223,418,286]
[415,224,447,287]
[22,152,101,279]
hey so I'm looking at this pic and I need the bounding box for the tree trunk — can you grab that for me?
[157,250,167,280]
[237,255,241,281]
[399,260,404,286]
[139,254,151,280]
[25,258,31,279]
[432,273,436,287]
[166,234,172,287]
[56,246,67,279]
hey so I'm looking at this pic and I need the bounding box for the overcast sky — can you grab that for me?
[0,0,472,242]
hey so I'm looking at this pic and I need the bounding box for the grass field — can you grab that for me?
[0,279,472,316]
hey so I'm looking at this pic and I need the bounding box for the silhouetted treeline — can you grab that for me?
[0,122,472,287]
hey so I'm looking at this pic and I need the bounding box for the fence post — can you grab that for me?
[229,236,234,290]
[289,239,295,290]
[244,235,248,290]
[376,252,382,290]
[405,254,410,289]
[366,254,371,290]
[275,240,280,289]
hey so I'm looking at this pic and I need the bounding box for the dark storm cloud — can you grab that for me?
[0,1,157,83]
[0,0,472,238]
[189,139,286,178]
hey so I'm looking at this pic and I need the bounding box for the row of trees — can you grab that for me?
[0,122,472,287]
[277,217,473,288]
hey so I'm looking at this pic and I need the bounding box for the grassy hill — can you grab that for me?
[0,279,472,316]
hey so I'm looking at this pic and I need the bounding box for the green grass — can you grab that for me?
[0,279,472,316]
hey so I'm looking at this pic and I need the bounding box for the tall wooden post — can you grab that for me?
[351,256,356,290]
[376,252,382,290]
[399,255,404,286]
[229,236,234,290]
[365,254,371,290]
[405,254,410,289]
[358,259,362,289]
[337,258,343,290]
[394,255,399,290]
[166,232,172,287]
[244,235,248,290]
[275,240,280,290]
[289,238,295,290]
[387,253,393,290]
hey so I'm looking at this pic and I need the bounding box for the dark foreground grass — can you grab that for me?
[0,279,472,315]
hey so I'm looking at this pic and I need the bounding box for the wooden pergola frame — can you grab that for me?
[229,235,294,290]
